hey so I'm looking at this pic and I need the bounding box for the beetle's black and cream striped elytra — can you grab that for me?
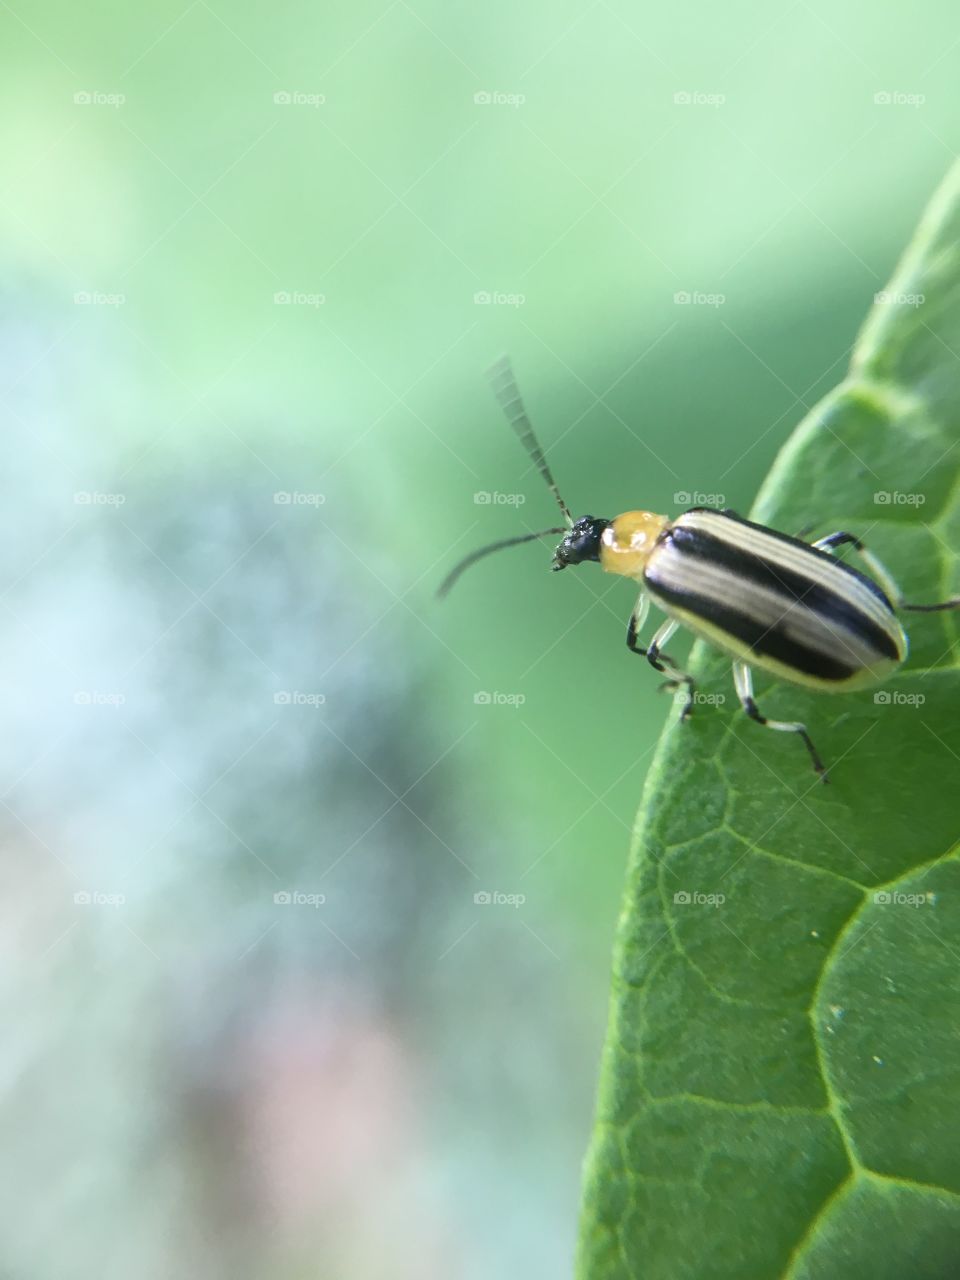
[439,358,960,780]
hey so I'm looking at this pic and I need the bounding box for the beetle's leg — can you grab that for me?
[649,623,697,722]
[625,591,650,655]
[627,605,696,719]
[812,531,903,602]
[813,530,960,612]
[732,661,827,782]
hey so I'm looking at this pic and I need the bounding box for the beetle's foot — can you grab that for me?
[658,679,695,720]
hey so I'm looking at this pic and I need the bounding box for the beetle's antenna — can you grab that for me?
[437,527,567,599]
[901,598,960,611]
[488,356,572,525]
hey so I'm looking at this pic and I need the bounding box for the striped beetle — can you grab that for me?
[440,358,960,781]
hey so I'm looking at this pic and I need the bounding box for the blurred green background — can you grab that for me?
[2,2,958,1276]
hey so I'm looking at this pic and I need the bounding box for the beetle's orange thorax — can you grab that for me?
[599,511,669,579]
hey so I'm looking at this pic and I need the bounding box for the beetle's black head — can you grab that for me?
[552,516,610,571]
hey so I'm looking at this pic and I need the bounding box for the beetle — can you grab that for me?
[439,357,960,780]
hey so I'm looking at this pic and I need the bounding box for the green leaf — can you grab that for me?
[577,162,960,1280]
